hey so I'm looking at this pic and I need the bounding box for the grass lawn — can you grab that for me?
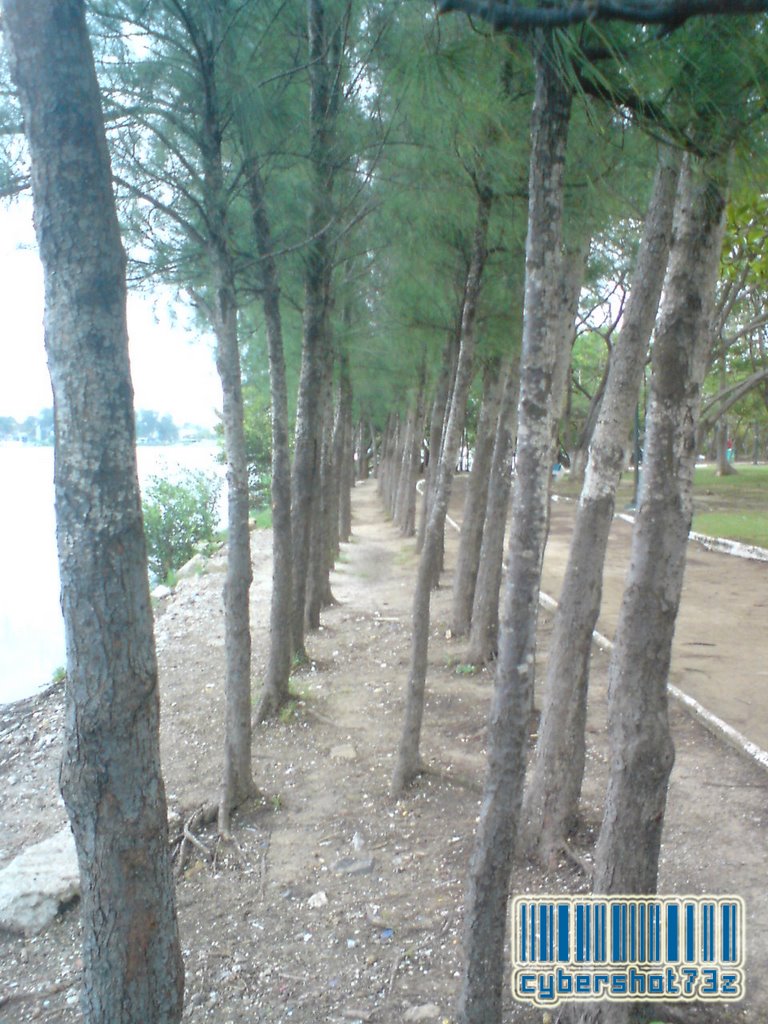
[691,464,768,547]
[552,463,768,548]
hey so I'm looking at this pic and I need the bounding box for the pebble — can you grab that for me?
[403,1004,441,1022]
[332,855,374,876]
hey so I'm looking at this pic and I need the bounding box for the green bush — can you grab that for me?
[216,400,272,511]
[243,402,272,511]
[142,470,220,583]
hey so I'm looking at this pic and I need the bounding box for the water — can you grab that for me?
[0,441,222,706]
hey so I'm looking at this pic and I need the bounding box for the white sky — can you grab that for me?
[0,198,221,428]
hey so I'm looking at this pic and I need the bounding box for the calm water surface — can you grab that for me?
[0,442,222,706]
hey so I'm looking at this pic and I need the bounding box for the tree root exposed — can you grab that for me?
[171,802,218,876]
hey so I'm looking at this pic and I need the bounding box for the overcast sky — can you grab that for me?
[0,198,221,428]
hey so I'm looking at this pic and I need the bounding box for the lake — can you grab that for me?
[0,441,223,706]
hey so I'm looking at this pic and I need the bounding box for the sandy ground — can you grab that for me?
[543,496,768,754]
[0,478,766,1024]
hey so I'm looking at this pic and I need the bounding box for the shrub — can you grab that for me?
[215,400,272,511]
[142,470,220,583]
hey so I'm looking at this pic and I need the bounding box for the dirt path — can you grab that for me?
[541,496,768,756]
[0,478,766,1024]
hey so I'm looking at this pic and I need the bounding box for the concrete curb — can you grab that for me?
[433,483,768,773]
[616,511,768,564]
[541,591,768,773]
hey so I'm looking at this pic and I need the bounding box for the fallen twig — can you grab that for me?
[562,842,594,881]
[386,951,404,999]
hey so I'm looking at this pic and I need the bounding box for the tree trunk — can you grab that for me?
[244,156,294,722]
[2,2,184,1020]
[380,413,401,516]
[211,247,255,835]
[465,360,519,665]
[570,153,727,1024]
[338,351,354,543]
[451,358,503,636]
[396,361,427,537]
[377,414,392,501]
[458,37,571,1024]
[716,410,737,474]
[393,401,417,529]
[291,0,336,660]
[392,184,492,797]
[195,20,255,833]
[402,375,426,538]
[306,352,337,627]
[329,360,347,561]
[305,373,329,631]
[417,331,459,554]
[569,364,608,486]
[521,145,681,866]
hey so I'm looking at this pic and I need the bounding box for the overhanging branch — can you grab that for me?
[698,365,768,434]
[437,0,768,31]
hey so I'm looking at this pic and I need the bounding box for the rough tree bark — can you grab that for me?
[306,352,337,627]
[1,2,184,1020]
[451,358,503,636]
[383,414,401,511]
[291,0,338,659]
[521,146,681,865]
[338,351,354,542]
[392,183,492,797]
[569,152,728,1024]
[465,360,519,665]
[417,331,459,555]
[401,374,426,538]
[569,364,608,485]
[329,358,347,559]
[196,14,255,833]
[457,36,572,1024]
[393,399,417,529]
[395,361,426,537]
[244,155,294,722]
[376,418,387,495]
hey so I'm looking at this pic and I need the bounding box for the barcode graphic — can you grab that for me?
[512,897,744,968]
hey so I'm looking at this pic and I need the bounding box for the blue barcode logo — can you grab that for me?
[511,896,744,1006]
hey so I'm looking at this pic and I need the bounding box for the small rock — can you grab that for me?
[307,890,328,909]
[404,1004,441,1022]
[0,827,79,935]
[332,855,375,876]
[330,744,356,762]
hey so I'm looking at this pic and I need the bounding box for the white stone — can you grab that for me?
[403,1004,441,1022]
[0,827,79,934]
[307,890,328,909]
[329,744,356,762]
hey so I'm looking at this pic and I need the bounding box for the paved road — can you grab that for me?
[541,498,768,757]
